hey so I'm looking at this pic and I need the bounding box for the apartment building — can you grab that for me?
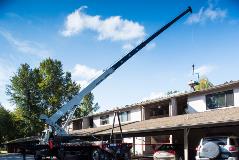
[68,80,239,155]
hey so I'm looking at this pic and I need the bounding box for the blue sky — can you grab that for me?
[0,0,239,112]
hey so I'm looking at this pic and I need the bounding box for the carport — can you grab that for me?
[71,106,239,160]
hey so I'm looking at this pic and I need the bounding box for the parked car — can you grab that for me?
[153,144,183,160]
[196,136,239,160]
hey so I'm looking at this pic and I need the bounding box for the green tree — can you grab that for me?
[6,64,43,136]
[194,78,214,91]
[74,93,100,117]
[0,104,14,143]
[38,58,99,119]
[7,58,99,137]
[10,107,30,138]
[38,58,80,115]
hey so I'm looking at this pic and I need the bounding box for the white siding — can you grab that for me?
[187,88,239,113]
[109,113,114,125]
[130,108,142,122]
[187,95,206,113]
[93,108,142,128]
[234,87,239,106]
[112,108,142,124]
[93,116,101,128]
[135,137,145,155]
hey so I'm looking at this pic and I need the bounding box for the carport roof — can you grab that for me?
[70,106,239,137]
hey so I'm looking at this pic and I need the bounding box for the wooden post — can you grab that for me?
[169,135,173,144]
[133,137,136,156]
[184,128,190,160]
[169,98,177,116]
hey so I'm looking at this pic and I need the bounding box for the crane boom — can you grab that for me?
[40,6,192,135]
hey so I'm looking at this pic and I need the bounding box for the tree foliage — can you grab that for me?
[194,78,214,91]
[10,107,26,138]
[74,93,100,117]
[0,104,14,144]
[38,58,80,115]
[6,64,43,136]
[6,58,99,138]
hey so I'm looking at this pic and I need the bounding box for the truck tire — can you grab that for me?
[57,150,65,160]
[34,151,42,160]
[92,149,113,160]
[92,149,100,160]
[124,152,131,160]
[200,142,220,159]
[176,156,183,160]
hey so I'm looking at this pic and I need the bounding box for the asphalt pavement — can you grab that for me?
[0,153,34,160]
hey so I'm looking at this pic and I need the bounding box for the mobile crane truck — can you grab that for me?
[6,6,192,160]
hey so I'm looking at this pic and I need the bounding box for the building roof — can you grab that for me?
[71,106,239,137]
[133,80,239,106]
[72,80,239,120]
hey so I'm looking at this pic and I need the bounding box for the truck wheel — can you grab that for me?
[124,152,131,160]
[57,150,65,160]
[92,149,100,160]
[200,142,220,159]
[34,151,42,160]
[176,156,183,160]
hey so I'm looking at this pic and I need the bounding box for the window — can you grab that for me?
[73,119,82,130]
[119,111,130,122]
[202,137,227,145]
[100,115,109,125]
[149,108,164,117]
[206,90,234,110]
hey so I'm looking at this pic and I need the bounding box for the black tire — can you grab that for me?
[92,149,100,160]
[176,156,183,160]
[57,151,65,160]
[92,149,113,160]
[34,152,42,160]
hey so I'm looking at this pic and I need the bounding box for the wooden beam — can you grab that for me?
[184,128,190,160]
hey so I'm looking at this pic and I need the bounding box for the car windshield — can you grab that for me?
[203,137,227,145]
[230,138,239,145]
[157,144,176,151]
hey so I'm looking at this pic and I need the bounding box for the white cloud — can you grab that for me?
[0,58,14,88]
[186,2,227,25]
[142,91,166,101]
[72,64,103,88]
[0,58,15,110]
[122,43,134,52]
[76,80,89,88]
[72,64,102,80]
[145,42,156,51]
[61,6,145,42]
[194,65,215,76]
[122,41,156,52]
[0,30,50,57]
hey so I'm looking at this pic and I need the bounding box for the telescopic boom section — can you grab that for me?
[40,6,192,135]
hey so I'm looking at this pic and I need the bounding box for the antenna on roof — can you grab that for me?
[192,64,200,81]
[188,64,200,91]
[192,64,195,75]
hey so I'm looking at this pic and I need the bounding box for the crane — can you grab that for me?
[40,6,192,138]
[6,7,192,160]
